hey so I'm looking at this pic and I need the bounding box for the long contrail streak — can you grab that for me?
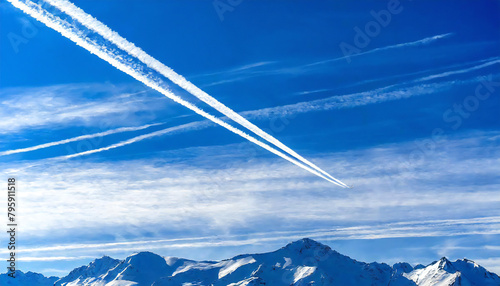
[2,68,492,159]
[43,0,347,187]
[7,0,347,187]
[0,123,162,156]
[62,122,202,159]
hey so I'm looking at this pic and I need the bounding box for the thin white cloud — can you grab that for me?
[0,122,162,156]
[5,79,443,160]
[61,121,206,159]
[0,131,498,277]
[1,130,499,238]
[190,61,275,80]
[39,269,74,275]
[18,256,96,262]
[5,71,494,164]
[294,89,331,96]
[473,258,500,274]
[245,77,488,123]
[65,80,452,158]
[416,57,500,82]
[197,34,455,87]
[4,216,500,260]
[0,83,160,133]
[308,33,454,66]
[295,56,500,96]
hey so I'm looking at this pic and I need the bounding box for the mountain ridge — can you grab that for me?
[1,238,499,286]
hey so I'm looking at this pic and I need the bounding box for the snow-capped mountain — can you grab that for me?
[2,238,499,285]
[154,238,415,286]
[0,270,58,286]
[404,257,500,286]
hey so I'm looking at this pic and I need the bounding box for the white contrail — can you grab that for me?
[42,0,348,187]
[60,132,342,185]
[306,33,454,66]
[62,121,203,159]
[59,122,343,186]
[0,123,162,156]
[416,57,500,82]
[5,69,490,160]
[7,0,346,187]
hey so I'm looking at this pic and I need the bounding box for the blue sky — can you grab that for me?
[1,0,500,278]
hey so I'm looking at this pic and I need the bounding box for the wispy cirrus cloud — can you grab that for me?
[196,33,454,87]
[2,130,499,238]
[63,79,460,158]
[416,57,500,82]
[0,80,451,159]
[3,67,496,160]
[7,216,500,258]
[18,256,96,262]
[474,258,500,275]
[0,83,163,134]
[2,130,499,275]
[190,61,275,81]
[0,122,163,156]
[61,121,208,159]
[308,33,454,67]
[294,56,500,96]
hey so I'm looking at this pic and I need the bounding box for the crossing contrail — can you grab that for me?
[43,0,347,187]
[3,120,340,185]
[0,123,162,156]
[59,126,342,185]
[7,0,348,187]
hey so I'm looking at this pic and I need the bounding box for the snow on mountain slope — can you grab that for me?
[405,257,500,286]
[105,252,173,285]
[4,238,500,286]
[452,258,500,286]
[293,266,316,283]
[56,252,194,286]
[219,256,257,279]
[0,270,58,286]
[156,238,417,286]
[405,258,460,286]
[55,255,122,286]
